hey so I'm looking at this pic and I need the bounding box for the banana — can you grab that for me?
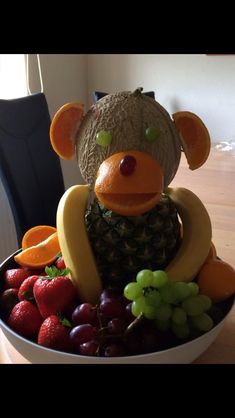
[165,187,212,282]
[56,185,102,304]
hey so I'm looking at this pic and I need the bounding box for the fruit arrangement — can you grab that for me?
[1,88,235,360]
[0,242,234,357]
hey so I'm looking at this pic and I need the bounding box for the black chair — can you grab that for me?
[0,93,65,247]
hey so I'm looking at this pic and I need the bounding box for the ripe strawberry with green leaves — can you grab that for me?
[33,266,77,319]
[7,300,43,338]
[18,275,40,302]
[38,314,73,352]
[4,268,36,289]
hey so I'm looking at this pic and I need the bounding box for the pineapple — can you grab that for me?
[85,194,181,290]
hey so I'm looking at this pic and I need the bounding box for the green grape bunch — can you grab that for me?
[123,269,214,340]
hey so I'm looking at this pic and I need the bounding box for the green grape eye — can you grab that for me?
[96,130,112,147]
[145,127,160,142]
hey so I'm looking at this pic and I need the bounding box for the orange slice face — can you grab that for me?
[96,192,162,216]
[22,225,57,250]
[14,232,61,269]
[50,102,84,160]
[94,150,163,216]
[173,111,211,170]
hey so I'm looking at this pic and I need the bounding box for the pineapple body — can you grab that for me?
[85,195,181,290]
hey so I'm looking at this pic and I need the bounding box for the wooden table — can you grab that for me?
[171,143,235,270]
[174,143,235,363]
[0,330,30,363]
[0,144,235,364]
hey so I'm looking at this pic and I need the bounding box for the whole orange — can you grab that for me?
[197,258,235,303]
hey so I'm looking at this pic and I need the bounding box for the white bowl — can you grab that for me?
[0,250,234,364]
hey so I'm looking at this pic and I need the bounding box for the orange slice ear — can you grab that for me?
[172,111,211,170]
[50,102,84,160]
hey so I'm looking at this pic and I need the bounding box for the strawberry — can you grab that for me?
[18,275,39,302]
[0,288,19,316]
[33,266,77,319]
[7,300,43,339]
[4,268,36,289]
[55,256,66,270]
[38,314,72,352]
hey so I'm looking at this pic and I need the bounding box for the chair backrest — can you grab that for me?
[93,90,155,102]
[0,93,65,246]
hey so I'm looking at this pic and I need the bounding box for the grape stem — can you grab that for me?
[125,312,145,335]
[96,305,103,329]
[91,307,146,355]
[96,312,145,350]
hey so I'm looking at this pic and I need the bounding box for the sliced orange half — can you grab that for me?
[14,232,61,269]
[95,150,163,216]
[50,102,84,160]
[173,111,211,170]
[22,225,57,250]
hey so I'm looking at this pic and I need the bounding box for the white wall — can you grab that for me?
[87,54,235,144]
[28,54,87,189]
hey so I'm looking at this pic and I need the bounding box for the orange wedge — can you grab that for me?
[14,232,61,269]
[50,102,84,160]
[22,225,57,250]
[173,111,211,170]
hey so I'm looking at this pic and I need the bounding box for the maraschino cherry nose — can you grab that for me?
[119,155,137,176]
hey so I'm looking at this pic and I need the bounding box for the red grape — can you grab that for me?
[119,155,137,176]
[79,340,99,356]
[107,318,126,335]
[70,324,98,349]
[100,288,121,302]
[0,288,19,316]
[99,298,125,318]
[72,303,97,325]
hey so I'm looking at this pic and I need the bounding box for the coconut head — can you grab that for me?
[50,87,211,208]
[75,89,182,189]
